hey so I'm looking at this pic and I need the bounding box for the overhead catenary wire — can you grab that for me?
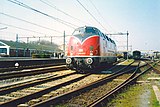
[76,0,109,33]
[0,22,57,36]
[0,31,64,40]
[0,12,62,34]
[88,0,117,33]
[7,0,78,29]
[39,0,90,25]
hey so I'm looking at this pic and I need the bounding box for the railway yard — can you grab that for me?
[0,0,159,106]
[0,58,159,107]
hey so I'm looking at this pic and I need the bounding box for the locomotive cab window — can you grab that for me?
[85,27,96,34]
[72,27,98,36]
[72,27,99,42]
[72,27,85,35]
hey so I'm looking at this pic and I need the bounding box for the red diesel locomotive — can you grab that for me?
[66,26,117,72]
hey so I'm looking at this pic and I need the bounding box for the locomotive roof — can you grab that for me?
[84,26,97,28]
[76,26,98,30]
[74,26,116,45]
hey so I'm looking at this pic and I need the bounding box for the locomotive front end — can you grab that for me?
[66,26,100,71]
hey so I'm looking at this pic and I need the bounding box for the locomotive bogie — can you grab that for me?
[66,57,99,70]
[66,56,117,71]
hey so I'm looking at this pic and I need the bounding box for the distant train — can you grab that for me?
[66,26,117,72]
[133,50,141,60]
[0,47,44,57]
[0,47,63,58]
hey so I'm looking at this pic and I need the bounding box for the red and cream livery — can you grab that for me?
[66,26,117,72]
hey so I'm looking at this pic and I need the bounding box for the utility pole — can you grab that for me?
[38,37,40,44]
[107,31,129,59]
[0,27,7,30]
[16,34,18,57]
[107,31,129,51]
[27,37,29,44]
[63,31,65,54]
[127,31,129,52]
[51,36,52,44]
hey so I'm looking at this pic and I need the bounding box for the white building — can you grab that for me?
[0,41,10,56]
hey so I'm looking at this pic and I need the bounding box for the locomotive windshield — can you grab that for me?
[72,27,85,35]
[72,27,99,42]
[85,27,97,34]
[72,27,98,35]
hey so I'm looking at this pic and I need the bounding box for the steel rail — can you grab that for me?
[0,73,91,107]
[0,65,66,80]
[88,61,152,107]
[31,61,137,107]
[0,72,76,95]
[0,62,65,73]
[88,61,141,107]
[148,60,160,73]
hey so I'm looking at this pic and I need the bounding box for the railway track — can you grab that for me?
[88,61,153,107]
[0,70,77,95]
[0,63,65,73]
[87,62,142,107]
[0,71,91,106]
[57,61,142,107]
[56,61,152,107]
[0,59,65,70]
[149,60,160,73]
[0,72,113,107]
[0,65,66,80]
[0,60,127,106]
[0,59,149,107]
[26,60,138,107]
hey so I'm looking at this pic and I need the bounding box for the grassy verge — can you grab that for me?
[106,83,159,107]
[106,69,160,107]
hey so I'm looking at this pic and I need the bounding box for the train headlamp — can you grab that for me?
[86,58,93,64]
[66,58,72,64]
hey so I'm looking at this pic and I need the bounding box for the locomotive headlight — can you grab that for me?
[90,46,94,56]
[86,58,93,65]
[90,51,93,56]
[66,58,72,64]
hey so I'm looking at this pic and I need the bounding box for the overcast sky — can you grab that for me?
[0,0,160,51]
